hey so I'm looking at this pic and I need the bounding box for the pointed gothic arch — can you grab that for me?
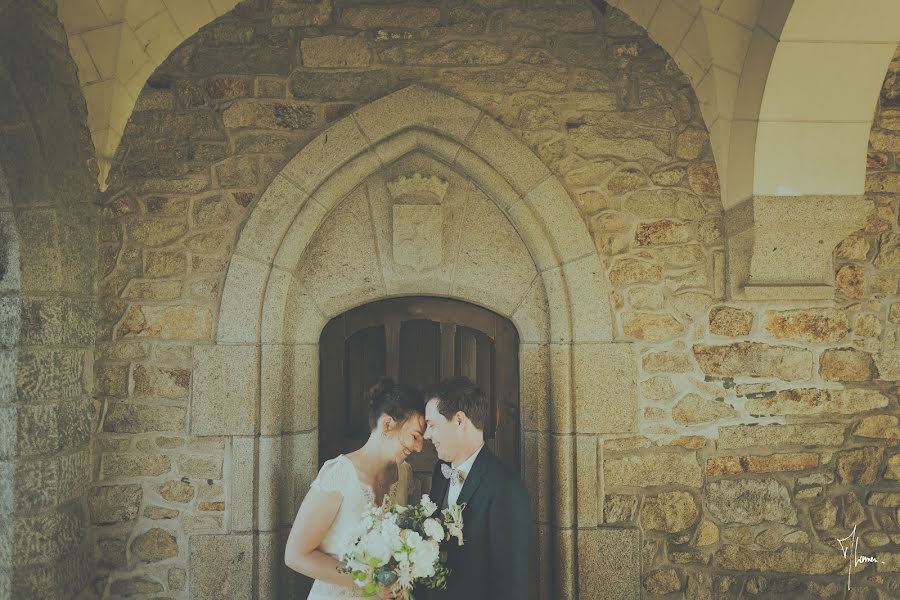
[195,85,639,598]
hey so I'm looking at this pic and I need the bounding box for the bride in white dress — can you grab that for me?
[285,378,425,599]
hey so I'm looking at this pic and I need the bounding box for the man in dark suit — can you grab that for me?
[422,376,532,600]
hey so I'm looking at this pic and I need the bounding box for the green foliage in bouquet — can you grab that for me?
[336,494,466,599]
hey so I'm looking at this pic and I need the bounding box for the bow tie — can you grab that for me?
[441,463,465,483]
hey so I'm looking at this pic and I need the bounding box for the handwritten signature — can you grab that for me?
[835,525,883,590]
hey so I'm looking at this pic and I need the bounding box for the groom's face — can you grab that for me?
[424,397,463,463]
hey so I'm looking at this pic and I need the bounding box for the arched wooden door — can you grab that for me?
[318,297,520,489]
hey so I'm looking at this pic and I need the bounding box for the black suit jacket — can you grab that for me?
[423,446,532,600]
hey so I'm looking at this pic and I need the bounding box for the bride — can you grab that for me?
[285,378,426,599]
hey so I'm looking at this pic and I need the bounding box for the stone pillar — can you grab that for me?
[0,3,100,598]
[548,343,576,599]
[725,195,871,300]
[571,343,640,599]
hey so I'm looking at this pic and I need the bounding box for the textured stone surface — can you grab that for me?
[836,263,866,298]
[642,351,693,373]
[605,452,702,488]
[852,415,900,439]
[693,343,812,380]
[101,453,171,478]
[160,480,195,504]
[643,569,682,594]
[874,352,900,380]
[634,219,691,246]
[177,455,223,480]
[604,495,637,524]
[192,345,258,436]
[764,308,849,343]
[714,545,844,575]
[117,305,212,339]
[717,423,846,449]
[695,520,719,546]
[886,454,900,480]
[640,376,677,401]
[169,567,187,591]
[622,312,684,341]
[746,388,889,416]
[222,101,318,130]
[88,485,142,524]
[639,491,698,533]
[705,452,818,476]
[820,348,878,381]
[709,306,753,336]
[131,528,178,562]
[573,343,638,434]
[340,6,440,28]
[132,364,190,399]
[608,259,662,285]
[836,447,883,485]
[97,537,127,568]
[706,479,796,525]
[95,364,128,397]
[109,576,164,595]
[190,534,253,599]
[392,204,442,271]
[104,403,186,434]
[578,528,640,599]
[145,505,179,520]
[672,394,738,426]
[301,35,369,68]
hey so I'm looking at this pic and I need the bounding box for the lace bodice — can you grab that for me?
[307,455,412,599]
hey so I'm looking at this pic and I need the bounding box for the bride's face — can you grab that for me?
[392,413,425,463]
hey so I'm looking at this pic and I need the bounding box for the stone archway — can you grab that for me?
[190,86,639,598]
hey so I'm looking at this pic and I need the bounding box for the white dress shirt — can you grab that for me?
[448,444,483,506]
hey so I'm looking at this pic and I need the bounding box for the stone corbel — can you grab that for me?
[725,195,872,300]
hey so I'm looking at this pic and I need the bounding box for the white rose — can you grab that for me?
[361,532,392,566]
[419,494,437,516]
[422,518,444,541]
[409,540,439,578]
[403,530,424,548]
[381,519,401,542]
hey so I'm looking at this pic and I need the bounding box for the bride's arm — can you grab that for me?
[284,488,356,587]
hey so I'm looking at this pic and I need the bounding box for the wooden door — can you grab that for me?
[318,297,520,480]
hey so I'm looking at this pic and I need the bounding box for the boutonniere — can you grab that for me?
[442,502,466,546]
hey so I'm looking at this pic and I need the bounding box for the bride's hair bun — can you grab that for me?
[367,377,395,411]
[367,376,422,431]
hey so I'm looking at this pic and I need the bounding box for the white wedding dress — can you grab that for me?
[306,454,412,599]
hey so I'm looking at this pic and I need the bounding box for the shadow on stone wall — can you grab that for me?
[0,1,98,598]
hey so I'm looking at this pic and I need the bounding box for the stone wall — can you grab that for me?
[589,44,900,599]
[0,1,99,598]
[89,1,898,599]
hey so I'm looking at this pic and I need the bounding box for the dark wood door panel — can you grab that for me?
[319,297,520,474]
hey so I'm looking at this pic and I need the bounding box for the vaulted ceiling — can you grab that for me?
[57,0,900,207]
[57,0,240,187]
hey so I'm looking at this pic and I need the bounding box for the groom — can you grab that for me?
[422,376,532,600]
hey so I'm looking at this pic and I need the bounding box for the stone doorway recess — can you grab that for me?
[192,86,637,599]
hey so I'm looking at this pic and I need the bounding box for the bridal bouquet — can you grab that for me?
[338,494,465,599]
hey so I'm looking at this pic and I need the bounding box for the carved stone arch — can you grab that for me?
[198,85,639,599]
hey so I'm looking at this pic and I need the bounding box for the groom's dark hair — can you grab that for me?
[427,376,488,432]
